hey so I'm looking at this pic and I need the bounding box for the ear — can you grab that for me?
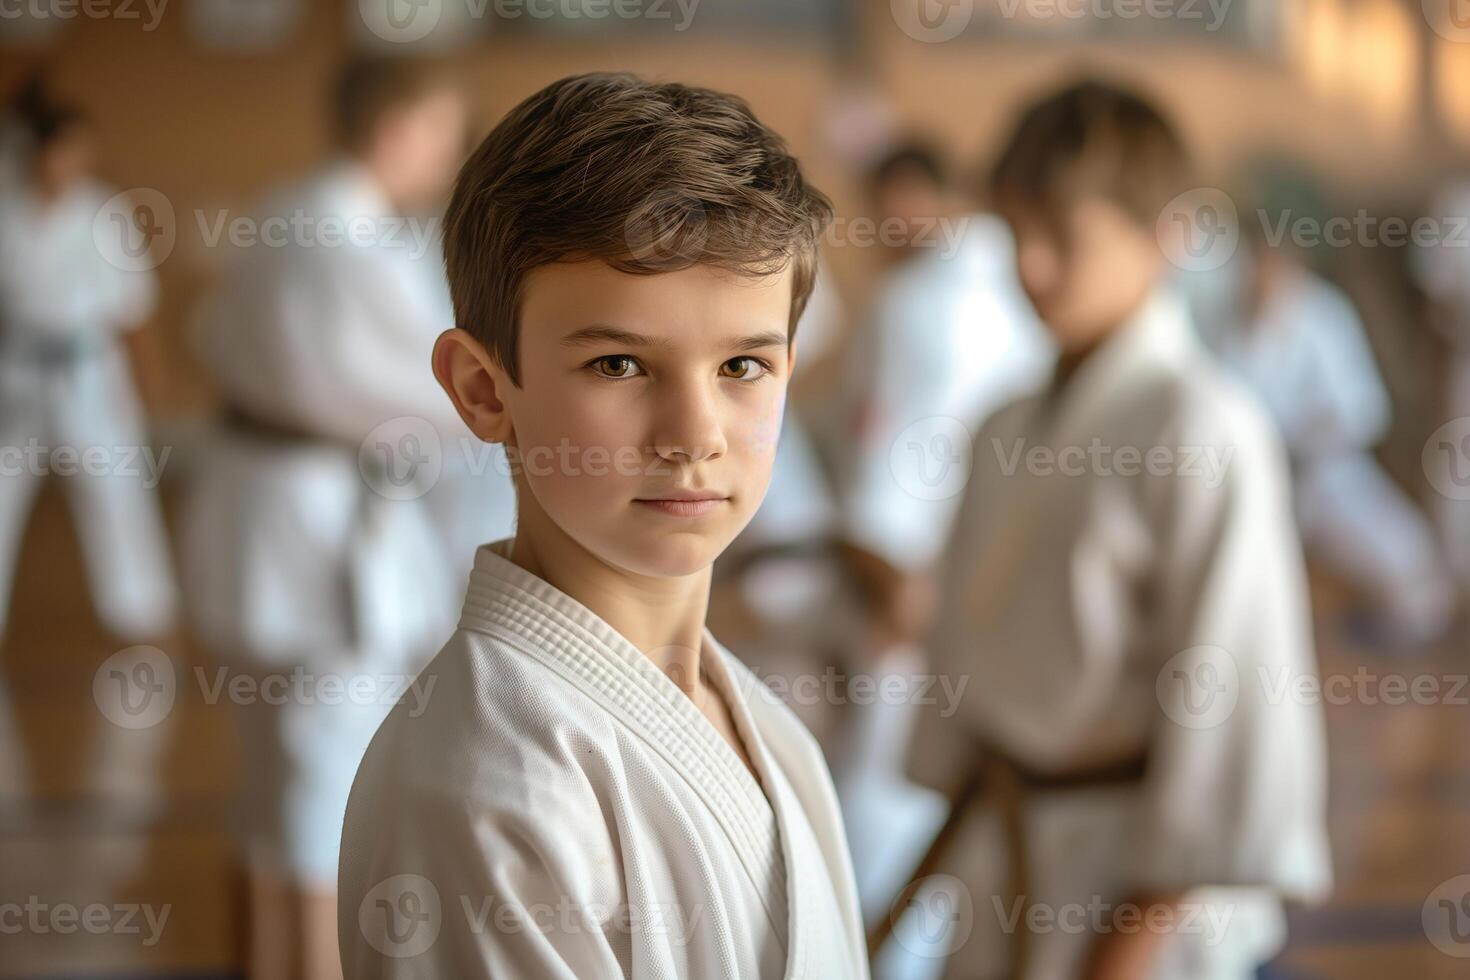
[786,337,798,378]
[432,328,516,445]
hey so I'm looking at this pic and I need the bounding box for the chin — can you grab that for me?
[606,530,727,580]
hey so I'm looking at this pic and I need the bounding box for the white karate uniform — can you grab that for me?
[338,538,869,979]
[1197,264,1453,643]
[1413,181,1470,595]
[839,213,1054,572]
[907,291,1332,980]
[0,179,177,638]
[180,159,515,884]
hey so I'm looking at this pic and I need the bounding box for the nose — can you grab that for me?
[652,375,727,464]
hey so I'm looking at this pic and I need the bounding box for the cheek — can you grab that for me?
[734,385,786,465]
[510,387,646,503]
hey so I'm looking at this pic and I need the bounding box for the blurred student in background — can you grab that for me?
[0,74,176,645]
[1193,221,1455,649]
[179,57,512,980]
[903,80,1331,979]
[0,74,178,814]
[831,140,1053,923]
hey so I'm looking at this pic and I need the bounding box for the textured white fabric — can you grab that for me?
[339,539,869,979]
[907,292,1332,980]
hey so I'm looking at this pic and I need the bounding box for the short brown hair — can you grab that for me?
[987,78,1191,227]
[332,56,454,151]
[442,72,833,386]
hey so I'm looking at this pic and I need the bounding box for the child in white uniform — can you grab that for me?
[0,77,176,642]
[180,58,512,980]
[338,73,868,979]
[902,80,1332,980]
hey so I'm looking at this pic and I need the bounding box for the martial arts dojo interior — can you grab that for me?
[4,1,1470,978]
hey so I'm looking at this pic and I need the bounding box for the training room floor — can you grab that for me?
[1,483,1467,978]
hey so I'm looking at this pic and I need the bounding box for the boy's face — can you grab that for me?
[1002,195,1162,353]
[502,260,794,579]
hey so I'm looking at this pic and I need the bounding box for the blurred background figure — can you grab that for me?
[0,72,178,827]
[0,73,176,646]
[178,57,511,980]
[1191,207,1456,651]
[828,138,1053,933]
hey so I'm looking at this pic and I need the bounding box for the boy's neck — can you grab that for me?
[508,503,714,697]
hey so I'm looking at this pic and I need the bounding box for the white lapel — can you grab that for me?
[456,540,789,947]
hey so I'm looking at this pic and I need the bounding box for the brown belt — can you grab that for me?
[868,748,1150,978]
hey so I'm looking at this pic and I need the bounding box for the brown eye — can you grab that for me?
[720,357,767,381]
[592,355,642,379]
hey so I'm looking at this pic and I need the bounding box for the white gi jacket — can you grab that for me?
[907,291,1332,980]
[339,539,870,979]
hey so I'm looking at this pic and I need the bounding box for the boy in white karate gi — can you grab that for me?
[0,77,177,642]
[181,58,512,980]
[1194,228,1454,648]
[338,74,868,978]
[901,80,1332,980]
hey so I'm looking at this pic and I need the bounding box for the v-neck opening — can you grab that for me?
[458,539,793,958]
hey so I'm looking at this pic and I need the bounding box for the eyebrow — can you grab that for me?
[558,324,789,353]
